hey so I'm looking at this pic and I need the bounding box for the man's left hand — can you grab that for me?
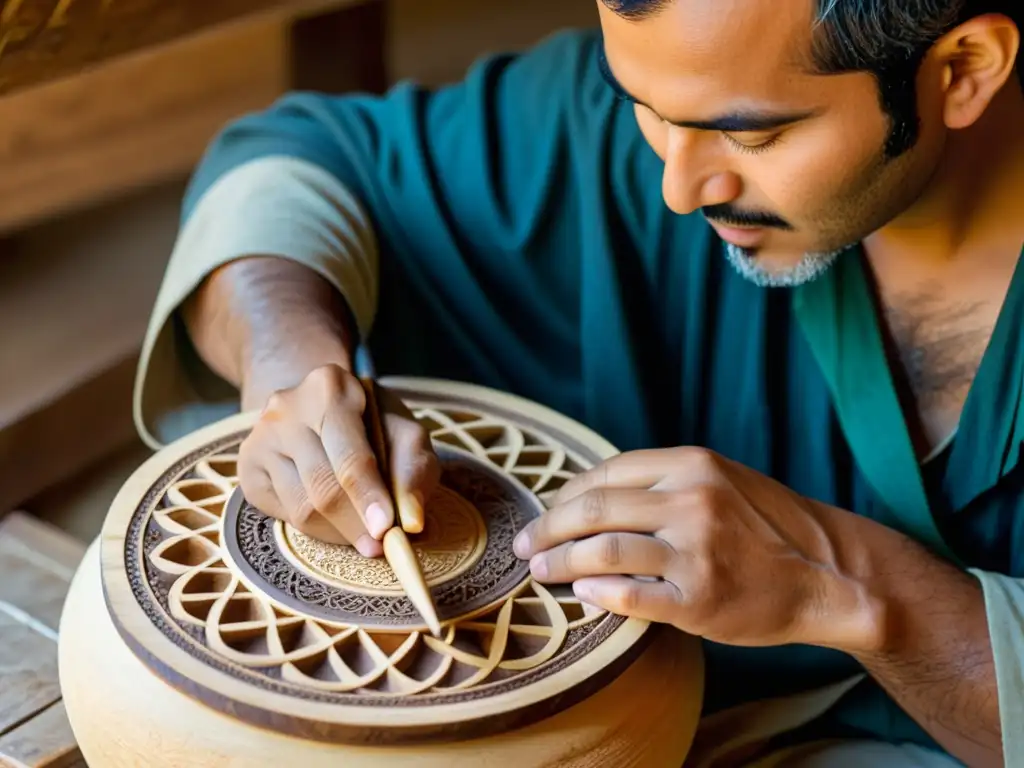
[513,447,888,653]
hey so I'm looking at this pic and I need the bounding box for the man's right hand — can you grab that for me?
[236,363,441,558]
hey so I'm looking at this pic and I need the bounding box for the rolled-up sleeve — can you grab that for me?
[133,157,378,449]
[133,28,621,449]
[968,569,1024,763]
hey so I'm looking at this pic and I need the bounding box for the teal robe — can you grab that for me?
[143,28,1024,756]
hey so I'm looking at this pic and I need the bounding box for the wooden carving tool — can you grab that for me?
[354,346,443,638]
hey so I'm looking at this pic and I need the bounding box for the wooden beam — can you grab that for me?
[0,1,392,509]
[0,14,290,236]
[0,0,357,96]
[288,0,388,95]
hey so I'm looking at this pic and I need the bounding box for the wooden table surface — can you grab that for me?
[0,511,86,768]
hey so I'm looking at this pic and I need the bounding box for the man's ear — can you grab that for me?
[931,12,1020,130]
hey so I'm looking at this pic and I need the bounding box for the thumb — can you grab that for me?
[385,412,441,534]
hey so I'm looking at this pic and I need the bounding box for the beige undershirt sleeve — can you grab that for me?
[968,569,1024,764]
[133,156,378,450]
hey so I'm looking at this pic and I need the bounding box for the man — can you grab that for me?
[134,0,1023,765]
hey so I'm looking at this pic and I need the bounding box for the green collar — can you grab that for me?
[793,244,1024,563]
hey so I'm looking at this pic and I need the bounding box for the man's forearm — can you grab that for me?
[848,524,1002,766]
[182,256,357,410]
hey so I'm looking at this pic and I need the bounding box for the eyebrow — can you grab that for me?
[596,44,818,132]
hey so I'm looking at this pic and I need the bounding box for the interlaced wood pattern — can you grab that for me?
[416,406,588,505]
[143,401,605,698]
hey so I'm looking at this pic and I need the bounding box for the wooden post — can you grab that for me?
[288,0,389,94]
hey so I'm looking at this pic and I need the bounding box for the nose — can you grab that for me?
[661,128,741,215]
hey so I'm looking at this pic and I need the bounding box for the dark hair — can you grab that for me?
[603,0,1023,158]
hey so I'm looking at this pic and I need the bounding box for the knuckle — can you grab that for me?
[262,390,287,416]
[612,581,643,614]
[391,415,429,444]
[404,449,439,483]
[306,364,364,406]
[306,466,345,510]
[238,469,273,506]
[598,533,623,568]
[290,500,318,527]
[333,449,379,489]
[580,489,607,527]
[682,447,721,477]
[304,363,346,389]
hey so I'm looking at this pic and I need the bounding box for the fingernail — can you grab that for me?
[365,503,390,538]
[355,534,381,558]
[513,531,529,558]
[530,554,548,580]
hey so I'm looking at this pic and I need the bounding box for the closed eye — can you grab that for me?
[722,133,782,155]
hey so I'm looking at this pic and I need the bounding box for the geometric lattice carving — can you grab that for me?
[104,383,649,745]
[143,401,606,698]
[416,405,588,504]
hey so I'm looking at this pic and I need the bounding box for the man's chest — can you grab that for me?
[877,283,1002,458]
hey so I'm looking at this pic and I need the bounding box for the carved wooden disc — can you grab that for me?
[220,443,543,631]
[277,484,488,597]
[100,378,653,745]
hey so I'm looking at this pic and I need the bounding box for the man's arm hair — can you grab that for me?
[852,532,1002,767]
[182,256,358,411]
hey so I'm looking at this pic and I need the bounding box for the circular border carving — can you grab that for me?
[100,378,652,744]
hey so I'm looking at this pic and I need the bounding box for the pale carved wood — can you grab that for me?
[58,378,705,766]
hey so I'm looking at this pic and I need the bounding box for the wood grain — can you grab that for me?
[0,185,174,511]
[0,0,388,512]
[0,513,85,768]
[0,702,80,768]
[0,0,354,96]
[0,510,86,571]
[0,613,61,737]
[0,13,288,235]
[0,531,78,633]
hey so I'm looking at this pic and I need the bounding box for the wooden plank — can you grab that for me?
[0,514,84,767]
[0,613,60,738]
[0,701,80,768]
[0,512,85,572]
[0,180,174,509]
[0,352,140,515]
[0,512,83,633]
[0,11,290,235]
[0,0,354,96]
[0,539,74,633]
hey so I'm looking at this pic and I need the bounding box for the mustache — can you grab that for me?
[702,204,793,231]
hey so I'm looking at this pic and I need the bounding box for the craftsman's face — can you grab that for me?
[596,0,947,286]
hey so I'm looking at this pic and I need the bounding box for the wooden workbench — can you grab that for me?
[0,512,87,768]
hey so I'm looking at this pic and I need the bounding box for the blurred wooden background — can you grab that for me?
[0,0,596,540]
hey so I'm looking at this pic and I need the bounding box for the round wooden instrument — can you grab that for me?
[59,378,704,766]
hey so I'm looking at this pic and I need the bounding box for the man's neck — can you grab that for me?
[867,77,1024,266]
[862,76,1024,460]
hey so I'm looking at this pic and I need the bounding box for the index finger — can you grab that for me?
[319,404,395,540]
[514,487,668,559]
[552,451,663,507]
